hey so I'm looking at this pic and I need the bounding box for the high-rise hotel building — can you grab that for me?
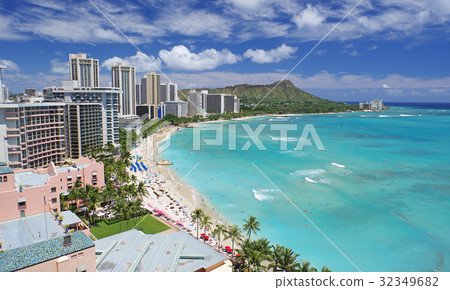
[160,82,178,102]
[0,103,66,169]
[139,72,161,118]
[69,53,99,87]
[44,80,120,145]
[111,63,136,116]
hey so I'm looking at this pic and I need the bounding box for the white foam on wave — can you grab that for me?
[305,177,317,183]
[252,189,276,201]
[290,169,326,176]
[268,117,288,121]
[400,114,416,117]
[317,178,331,184]
[378,115,393,118]
[269,135,298,142]
[331,162,345,168]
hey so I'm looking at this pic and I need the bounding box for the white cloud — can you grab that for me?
[383,84,391,89]
[159,45,242,71]
[101,51,163,73]
[156,10,234,39]
[292,4,326,29]
[0,59,20,72]
[50,59,69,74]
[244,44,297,63]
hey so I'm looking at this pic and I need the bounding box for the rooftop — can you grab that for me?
[0,167,13,175]
[0,231,94,272]
[0,212,65,251]
[14,171,51,188]
[95,229,226,272]
[55,163,89,173]
[60,210,81,226]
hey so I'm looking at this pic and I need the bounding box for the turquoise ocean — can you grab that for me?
[163,103,450,271]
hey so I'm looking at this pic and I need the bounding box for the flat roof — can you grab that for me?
[0,212,65,251]
[14,171,50,188]
[0,167,13,175]
[0,231,94,272]
[55,163,90,173]
[95,229,226,272]
[60,211,81,225]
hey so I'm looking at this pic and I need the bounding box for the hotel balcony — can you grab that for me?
[5,116,19,121]
[6,132,20,138]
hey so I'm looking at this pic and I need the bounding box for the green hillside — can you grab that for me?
[181,79,323,103]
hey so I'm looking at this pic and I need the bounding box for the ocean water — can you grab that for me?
[163,103,450,272]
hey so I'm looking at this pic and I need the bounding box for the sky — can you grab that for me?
[0,0,449,102]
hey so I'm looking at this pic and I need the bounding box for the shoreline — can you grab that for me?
[130,111,359,256]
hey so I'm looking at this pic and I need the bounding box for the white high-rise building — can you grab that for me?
[69,53,99,87]
[161,82,179,102]
[187,90,208,116]
[111,62,136,116]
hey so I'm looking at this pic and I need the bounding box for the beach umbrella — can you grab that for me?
[204,235,209,240]
[201,233,205,237]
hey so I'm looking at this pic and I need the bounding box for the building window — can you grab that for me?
[52,198,57,204]
[71,254,77,260]
[51,187,56,193]
[3,176,7,182]
[78,252,84,257]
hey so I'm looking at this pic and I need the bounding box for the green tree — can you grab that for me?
[278,247,301,272]
[212,224,227,249]
[191,208,204,239]
[200,214,212,243]
[225,224,243,259]
[243,215,260,239]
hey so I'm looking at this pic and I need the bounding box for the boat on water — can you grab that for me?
[156,160,173,166]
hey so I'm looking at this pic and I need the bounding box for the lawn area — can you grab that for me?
[90,215,170,239]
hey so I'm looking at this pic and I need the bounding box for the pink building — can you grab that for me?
[0,157,104,222]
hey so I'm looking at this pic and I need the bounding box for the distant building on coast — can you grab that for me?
[187,90,208,116]
[0,102,66,169]
[69,53,99,88]
[163,101,188,118]
[359,99,383,111]
[160,82,179,102]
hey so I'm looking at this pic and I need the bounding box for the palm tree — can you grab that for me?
[268,244,285,272]
[191,208,204,239]
[200,214,212,243]
[243,215,260,240]
[321,265,332,272]
[85,185,100,227]
[112,199,126,233]
[278,247,301,272]
[135,181,149,199]
[212,224,226,249]
[225,224,243,259]
[297,260,317,272]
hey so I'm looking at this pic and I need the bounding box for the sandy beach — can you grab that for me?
[129,125,235,262]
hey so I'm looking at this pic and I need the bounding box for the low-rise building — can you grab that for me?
[0,157,104,222]
[0,214,96,272]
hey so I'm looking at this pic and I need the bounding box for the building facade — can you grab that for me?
[164,101,188,118]
[160,82,178,102]
[44,81,120,145]
[0,157,104,222]
[187,90,208,116]
[0,103,66,170]
[111,63,136,116]
[69,53,99,87]
[65,103,103,159]
[140,72,160,118]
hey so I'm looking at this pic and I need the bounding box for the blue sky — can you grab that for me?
[1,0,449,102]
